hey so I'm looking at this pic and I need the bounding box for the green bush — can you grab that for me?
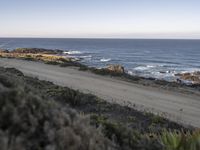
[44,61,61,65]
[91,114,163,150]
[160,130,200,150]
[79,65,89,71]
[0,73,114,150]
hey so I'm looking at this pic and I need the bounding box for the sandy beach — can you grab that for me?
[0,58,199,127]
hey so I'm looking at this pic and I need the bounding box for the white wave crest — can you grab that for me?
[134,65,155,71]
[63,51,82,55]
[80,55,92,58]
[127,70,134,75]
[100,58,111,62]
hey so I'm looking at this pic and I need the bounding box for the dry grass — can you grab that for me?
[0,51,74,63]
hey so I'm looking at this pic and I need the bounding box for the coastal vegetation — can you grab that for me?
[0,48,76,64]
[0,66,199,150]
[0,69,113,150]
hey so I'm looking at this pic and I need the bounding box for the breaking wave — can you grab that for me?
[63,51,83,55]
[134,65,155,71]
[100,58,111,62]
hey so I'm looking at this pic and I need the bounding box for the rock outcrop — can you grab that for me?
[0,48,77,64]
[175,71,200,84]
[12,48,63,54]
[0,49,9,53]
[106,64,125,74]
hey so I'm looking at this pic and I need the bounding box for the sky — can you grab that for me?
[0,0,200,39]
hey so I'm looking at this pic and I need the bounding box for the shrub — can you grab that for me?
[0,74,115,150]
[79,65,89,71]
[45,61,61,65]
[23,57,35,61]
[91,114,163,150]
[160,130,200,150]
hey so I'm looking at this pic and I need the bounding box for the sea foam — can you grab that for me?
[100,58,111,62]
[63,51,82,55]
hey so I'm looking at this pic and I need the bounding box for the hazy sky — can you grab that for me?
[1,0,200,38]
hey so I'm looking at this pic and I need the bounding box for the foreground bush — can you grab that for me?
[160,130,200,150]
[91,114,164,150]
[0,75,114,150]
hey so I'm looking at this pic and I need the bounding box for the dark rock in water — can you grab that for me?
[0,49,9,53]
[159,71,166,74]
[159,70,172,74]
[106,64,125,74]
[12,48,63,54]
[175,72,190,77]
[175,71,200,84]
[194,71,200,76]
[147,77,156,81]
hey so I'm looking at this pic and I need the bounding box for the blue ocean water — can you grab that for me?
[0,38,200,81]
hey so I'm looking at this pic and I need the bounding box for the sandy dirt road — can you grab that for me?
[0,58,199,127]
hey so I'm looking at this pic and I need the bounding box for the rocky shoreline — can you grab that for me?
[0,48,77,64]
[0,48,199,94]
[175,71,200,84]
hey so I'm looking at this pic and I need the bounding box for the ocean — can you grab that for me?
[0,38,200,81]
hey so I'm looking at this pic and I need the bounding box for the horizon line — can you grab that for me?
[0,37,200,40]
